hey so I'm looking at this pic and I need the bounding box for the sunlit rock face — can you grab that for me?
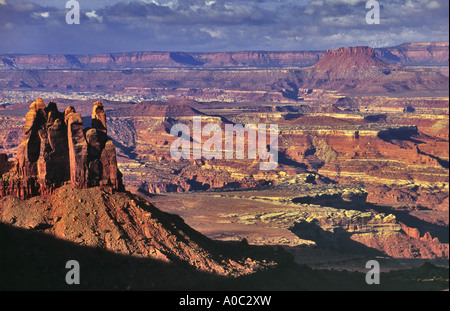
[0,99,123,199]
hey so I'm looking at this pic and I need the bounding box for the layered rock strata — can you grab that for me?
[0,99,123,198]
[0,42,447,70]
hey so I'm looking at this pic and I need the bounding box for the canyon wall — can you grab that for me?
[0,42,447,70]
[376,42,449,66]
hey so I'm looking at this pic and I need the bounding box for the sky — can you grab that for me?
[0,0,448,54]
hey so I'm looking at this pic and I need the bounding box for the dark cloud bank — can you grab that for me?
[0,0,448,54]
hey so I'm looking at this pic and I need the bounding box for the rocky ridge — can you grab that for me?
[0,184,278,276]
[0,42,447,70]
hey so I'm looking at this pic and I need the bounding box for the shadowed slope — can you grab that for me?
[0,185,285,277]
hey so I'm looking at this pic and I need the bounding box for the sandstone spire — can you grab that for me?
[64,105,89,189]
[92,101,107,134]
[0,99,124,199]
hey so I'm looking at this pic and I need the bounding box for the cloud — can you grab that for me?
[0,0,448,54]
[32,11,50,19]
[325,0,365,5]
[86,10,103,23]
[200,27,223,38]
[426,1,440,9]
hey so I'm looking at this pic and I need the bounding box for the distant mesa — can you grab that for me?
[0,98,124,199]
[312,46,396,77]
[296,45,399,92]
[296,45,449,93]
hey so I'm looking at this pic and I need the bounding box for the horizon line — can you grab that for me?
[1,41,448,56]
